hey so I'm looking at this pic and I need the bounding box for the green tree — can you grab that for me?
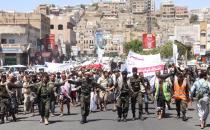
[124,40,143,54]
[160,42,173,58]
[92,3,99,10]
[175,40,193,60]
[190,14,198,23]
[123,40,191,60]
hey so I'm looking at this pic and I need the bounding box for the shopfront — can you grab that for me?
[0,44,28,65]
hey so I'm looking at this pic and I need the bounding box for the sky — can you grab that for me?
[0,0,209,12]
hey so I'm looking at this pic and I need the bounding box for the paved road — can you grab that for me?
[0,102,209,130]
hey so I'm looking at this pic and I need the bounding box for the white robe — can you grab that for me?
[90,92,97,111]
[197,94,209,121]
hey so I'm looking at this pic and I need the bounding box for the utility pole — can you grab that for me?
[146,0,152,34]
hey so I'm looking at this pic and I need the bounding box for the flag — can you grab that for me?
[173,43,178,65]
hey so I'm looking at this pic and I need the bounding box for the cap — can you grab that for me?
[85,71,93,76]
[132,67,137,73]
[122,70,128,75]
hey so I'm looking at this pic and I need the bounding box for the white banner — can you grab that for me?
[126,51,164,76]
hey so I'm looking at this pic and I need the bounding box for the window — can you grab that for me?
[67,22,73,29]
[201,32,206,37]
[1,39,7,44]
[50,25,54,29]
[9,39,15,44]
[58,24,63,30]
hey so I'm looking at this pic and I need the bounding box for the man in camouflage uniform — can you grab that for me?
[37,73,53,125]
[48,73,64,116]
[0,75,9,123]
[116,71,133,122]
[6,74,21,122]
[69,72,106,124]
[130,67,145,121]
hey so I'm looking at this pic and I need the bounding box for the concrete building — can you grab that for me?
[97,1,129,13]
[49,15,76,58]
[0,11,50,39]
[190,8,210,22]
[174,25,200,46]
[74,12,100,56]
[130,0,146,14]
[175,6,188,19]
[0,25,40,65]
[35,4,51,15]
[207,24,210,51]
[160,0,175,20]
[93,0,128,3]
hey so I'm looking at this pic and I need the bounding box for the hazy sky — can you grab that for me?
[0,0,209,12]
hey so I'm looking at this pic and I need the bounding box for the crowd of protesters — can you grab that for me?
[0,64,210,129]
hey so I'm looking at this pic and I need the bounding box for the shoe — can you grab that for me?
[182,115,188,121]
[12,116,17,122]
[158,114,162,120]
[44,118,49,125]
[139,114,144,121]
[176,114,180,119]
[40,117,44,123]
[123,118,127,122]
[51,114,55,117]
[84,116,87,123]
[80,116,85,124]
[31,113,35,117]
[80,120,85,124]
[158,111,163,120]
[59,113,63,117]
[117,118,121,122]
[0,118,4,124]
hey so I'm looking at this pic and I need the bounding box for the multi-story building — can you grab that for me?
[0,24,40,65]
[174,25,200,46]
[35,4,51,15]
[49,14,76,58]
[190,8,210,22]
[93,0,128,3]
[130,0,146,14]
[175,6,188,19]
[97,1,129,12]
[74,11,101,56]
[0,11,50,39]
[160,0,175,20]
[207,24,210,51]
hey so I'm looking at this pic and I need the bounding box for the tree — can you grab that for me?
[123,40,191,60]
[80,4,86,10]
[92,3,99,10]
[175,40,193,60]
[159,42,173,58]
[190,14,198,23]
[124,40,143,54]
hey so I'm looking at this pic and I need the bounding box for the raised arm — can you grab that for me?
[67,79,82,86]
[93,82,106,91]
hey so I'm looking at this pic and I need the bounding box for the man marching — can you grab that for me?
[68,72,106,124]
[116,70,133,122]
[173,73,190,121]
